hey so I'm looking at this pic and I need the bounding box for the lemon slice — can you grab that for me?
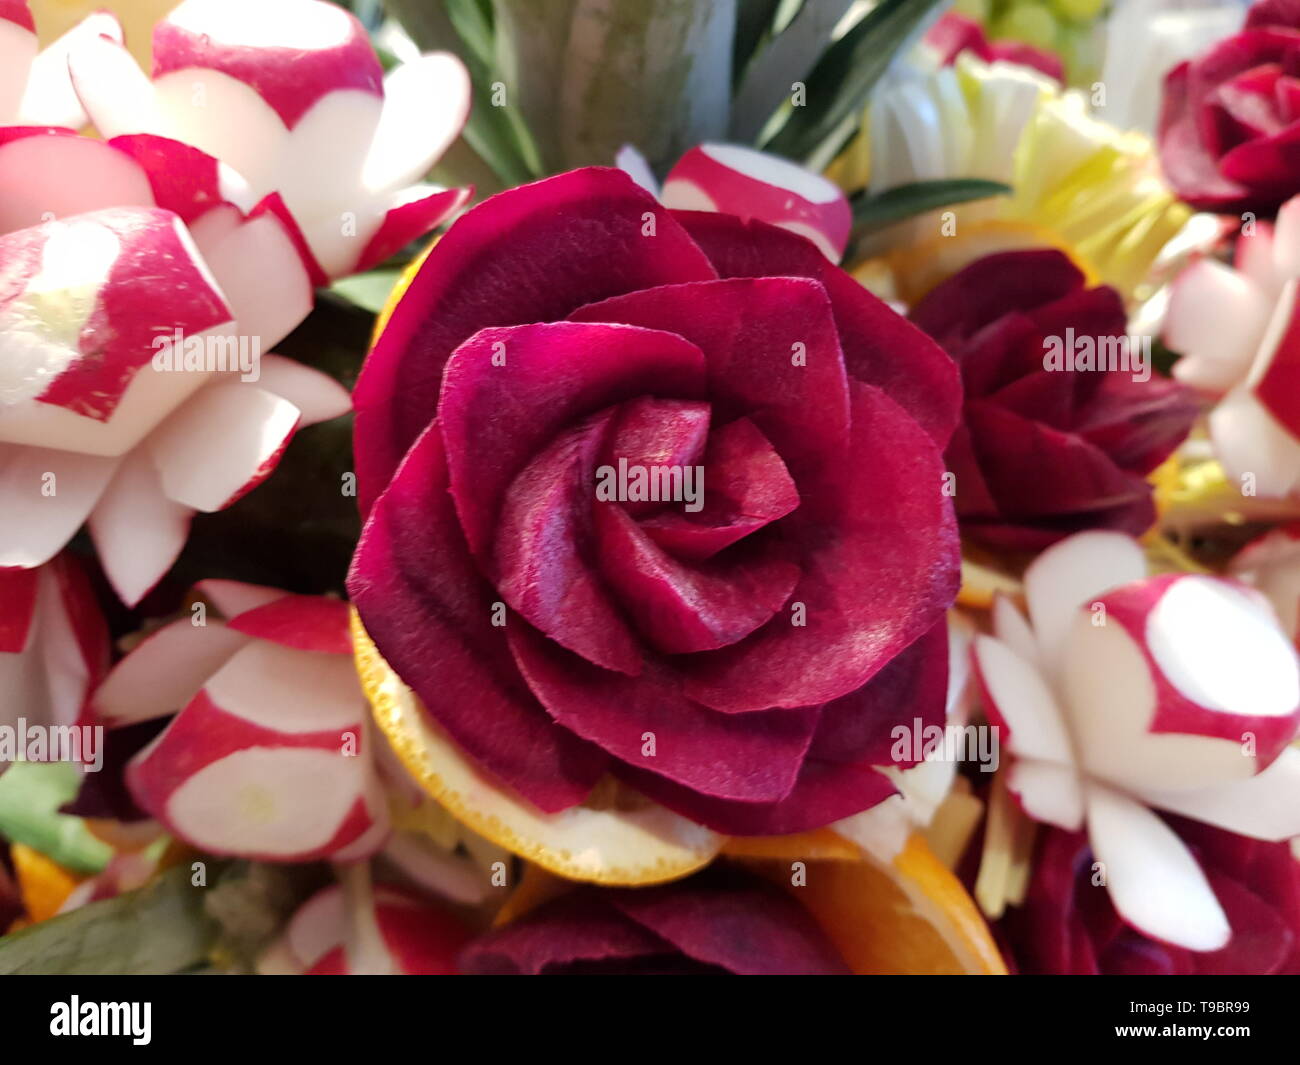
[352,611,723,886]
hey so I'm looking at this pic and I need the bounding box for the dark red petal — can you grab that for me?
[610,869,851,975]
[639,417,800,560]
[347,424,607,812]
[963,400,1156,525]
[1248,0,1300,29]
[507,622,819,805]
[1073,375,1200,474]
[493,410,644,675]
[619,750,896,836]
[668,213,962,447]
[438,321,708,559]
[679,382,959,712]
[457,893,672,975]
[593,501,801,653]
[613,621,945,835]
[353,168,717,514]
[601,397,711,519]
[805,618,949,769]
[570,276,851,493]
[910,249,1085,351]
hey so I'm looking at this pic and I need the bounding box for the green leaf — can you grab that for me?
[383,0,542,187]
[760,0,944,167]
[330,268,404,315]
[0,762,111,874]
[732,0,783,86]
[845,178,1011,260]
[730,0,855,142]
[0,864,218,975]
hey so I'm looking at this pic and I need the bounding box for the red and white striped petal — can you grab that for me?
[361,52,470,194]
[1166,258,1271,393]
[1062,575,1300,792]
[0,555,107,731]
[270,881,467,975]
[88,449,193,607]
[127,637,378,860]
[662,143,852,262]
[1007,758,1084,830]
[1139,746,1300,842]
[1084,782,1229,952]
[971,633,1073,764]
[91,617,250,727]
[0,1,36,123]
[352,184,471,275]
[189,209,314,350]
[18,11,123,128]
[0,129,152,235]
[193,578,287,618]
[254,354,350,426]
[224,594,351,655]
[146,381,300,512]
[0,445,116,568]
[153,0,383,130]
[0,208,233,449]
[1023,530,1148,680]
[1244,280,1300,442]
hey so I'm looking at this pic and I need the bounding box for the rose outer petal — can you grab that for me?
[670,210,961,448]
[353,168,718,514]
[347,423,608,813]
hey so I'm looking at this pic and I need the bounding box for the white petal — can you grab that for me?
[1209,388,1300,498]
[93,618,250,727]
[1141,747,1300,841]
[1085,782,1229,952]
[0,446,117,567]
[1007,758,1084,830]
[362,52,469,194]
[0,134,154,235]
[615,144,659,197]
[1024,530,1148,679]
[254,354,349,426]
[1166,259,1270,393]
[972,634,1074,763]
[147,382,299,512]
[88,449,192,606]
[991,594,1040,667]
[18,12,124,128]
[67,32,164,139]
[203,639,364,734]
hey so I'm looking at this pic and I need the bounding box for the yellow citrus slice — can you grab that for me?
[958,555,1023,609]
[352,611,723,886]
[372,240,435,341]
[741,832,1007,975]
[11,843,83,924]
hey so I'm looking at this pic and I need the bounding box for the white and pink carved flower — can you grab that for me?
[91,581,389,862]
[972,530,1300,952]
[1164,194,1300,496]
[67,0,472,281]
